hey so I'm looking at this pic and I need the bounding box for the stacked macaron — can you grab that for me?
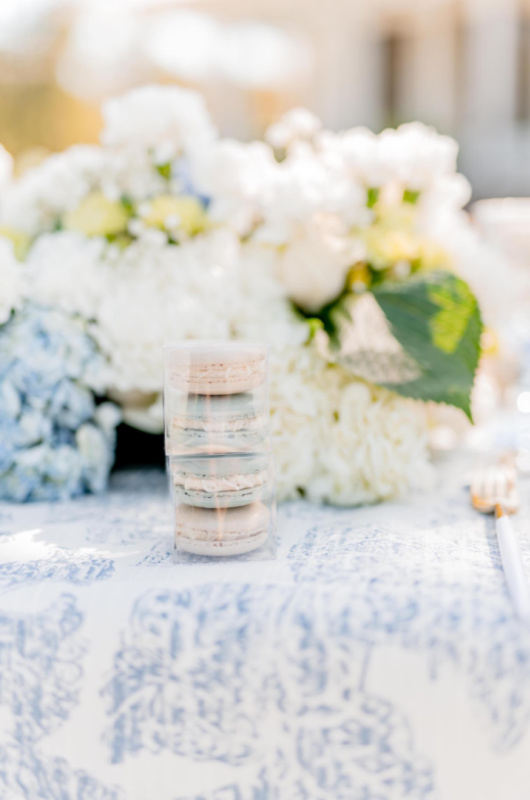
[168,392,267,455]
[164,343,276,559]
[171,454,271,509]
[174,502,271,557]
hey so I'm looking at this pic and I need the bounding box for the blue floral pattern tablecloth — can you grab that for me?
[1,463,530,800]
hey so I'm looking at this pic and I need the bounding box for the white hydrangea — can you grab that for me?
[100,145,167,203]
[321,127,386,188]
[255,143,365,244]
[0,237,23,325]
[24,232,107,322]
[1,146,107,235]
[269,344,433,504]
[378,123,459,190]
[319,121,469,213]
[191,139,277,235]
[101,84,217,158]
[26,228,244,393]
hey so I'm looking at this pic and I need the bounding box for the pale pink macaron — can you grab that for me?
[165,342,267,395]
[175,501,270,557]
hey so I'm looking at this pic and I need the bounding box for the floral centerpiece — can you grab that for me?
[0,86,487,503]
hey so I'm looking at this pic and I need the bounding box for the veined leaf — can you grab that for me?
[302,270,482,419]
[371,271,482,418]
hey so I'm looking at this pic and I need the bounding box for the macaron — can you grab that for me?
[175,501,270,557]
[166,343,267,395]
[166,392,269,455]
[170,455,272,508]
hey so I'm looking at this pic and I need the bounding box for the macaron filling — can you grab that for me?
[170,414,266,433]
[173,470,268,494]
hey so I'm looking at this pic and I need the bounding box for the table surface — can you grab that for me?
[1,459,530,800]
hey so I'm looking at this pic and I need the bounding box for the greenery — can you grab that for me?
[373,272,482,418]
[402,188,421,204]
[308,271,483,419]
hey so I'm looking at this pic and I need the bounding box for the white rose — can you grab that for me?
[273,218,351,313]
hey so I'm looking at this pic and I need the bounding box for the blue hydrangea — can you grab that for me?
[0,304,120,502]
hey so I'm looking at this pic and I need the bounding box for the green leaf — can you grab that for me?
[402,188,421,204]
[372,271,482,418]
[305,317,324,342]
[156,163,172,180]
[121,195,135,214]
[308,293,352,348]
[366,187,380,208]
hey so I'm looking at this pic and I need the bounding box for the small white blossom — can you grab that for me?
[269,345,434,504]
[101,84,217,156]
[378,123,458,189]
[323,127,386,188]
[2,146,107,235]
[191,139,277,235]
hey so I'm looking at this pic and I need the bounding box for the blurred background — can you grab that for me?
[1,0,530,198]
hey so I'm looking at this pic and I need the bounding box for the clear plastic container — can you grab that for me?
[164,342,271,456]
[169,453,277,562]
[164,342,277,562]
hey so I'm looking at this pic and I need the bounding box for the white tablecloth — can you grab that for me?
[0,460,530,800]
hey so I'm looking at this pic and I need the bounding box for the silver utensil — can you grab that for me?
[471,461,530,622]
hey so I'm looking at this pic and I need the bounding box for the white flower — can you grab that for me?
[99,145,167,204]
[245,141,366,312]
[419,173,472,217]
[191,139,277,234]
[272,217,351,313]
[25,232,107,322]
[378,122,458,190]
[310,379,433,504]
[266,107,322,150]
[255,145,365,244]
[1,146,107,235]
[0,237,23,325]
[322,127,386,188]
[26,227,245,394]
[269,344,433,504]
[320,122,463,202]
[101,84,217,157]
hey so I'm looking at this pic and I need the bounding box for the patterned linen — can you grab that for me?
[0,465,529,800]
